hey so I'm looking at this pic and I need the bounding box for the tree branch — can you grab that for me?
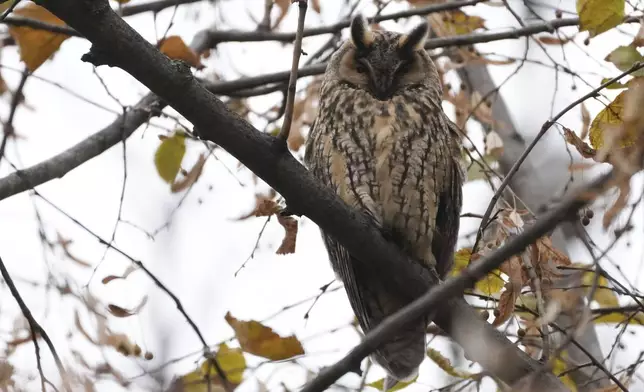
[35,0,570,389]
[277,0,307,143]
[0,255,72,392]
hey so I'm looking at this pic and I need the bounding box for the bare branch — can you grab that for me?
[278,0,308,143]
[0,255,72,392]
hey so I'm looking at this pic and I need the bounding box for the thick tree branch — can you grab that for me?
[35,0,570,389]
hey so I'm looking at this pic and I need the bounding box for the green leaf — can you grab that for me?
[154,131,186,183]
[577,0,625,37]
[366,375,418,391]
[605,45,644,77]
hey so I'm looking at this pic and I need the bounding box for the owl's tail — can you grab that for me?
[331,254,426,390]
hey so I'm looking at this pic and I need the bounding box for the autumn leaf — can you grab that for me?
[155,131,187,183]
[538,35,574,45]
[235,196,280,220]
[179,343,246,391]
[276,215,297,255]
[439,10,486,36]
[579,269,619,307]
[589,91,640,149]
[101,265,137,285]
[427,348,476,379]
[563,127,596,158]
[552,353,578,392]
[107,296,148,318]
[171,153,207,193]
[576,0,625,38]
[450,248,504,296]
[159,36,204,69]
[593,311,644,324]
[310,0,321,13]
[493,282,520,326]
[605,45,644,77]
[224,312,305,361]
[8,4,71,72]
[366,375,418,391]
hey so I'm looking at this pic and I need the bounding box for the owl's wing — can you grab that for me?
[321,233,426,380]
[431,147,464,278]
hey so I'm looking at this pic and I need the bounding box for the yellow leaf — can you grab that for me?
[366,375,418,391]
[589,91,638,149]
[224,312,305,361]
[581,271,619,307]
[178,344,246,391]
[450,248,504,296]
[159,36,204,69]
[552,353,578,392]
[593,311,644,324]
[427,348,475,379]
[8,4,71,72]
[475,269,504,296]
[577,0,625,37]
[605,46,644,77]
[154,131,186,183]
[440,10,486,36]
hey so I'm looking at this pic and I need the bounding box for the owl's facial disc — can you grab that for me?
[348,17,430,101]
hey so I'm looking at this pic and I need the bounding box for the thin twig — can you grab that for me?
[0,0,21,21]
[278,0,308,143]
[472,61,644,253]
[0,255,72,392]
[33,192,234,392]
[0,67,29,171]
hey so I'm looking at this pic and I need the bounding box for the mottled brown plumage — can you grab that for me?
[304,15,464,389]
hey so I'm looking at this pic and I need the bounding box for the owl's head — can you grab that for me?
[325,15,440,101]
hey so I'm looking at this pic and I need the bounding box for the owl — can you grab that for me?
[304,15,465,390]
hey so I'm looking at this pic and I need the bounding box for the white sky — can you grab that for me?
[0,0,643,391]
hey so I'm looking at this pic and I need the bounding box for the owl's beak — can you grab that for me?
[370,77,395,101]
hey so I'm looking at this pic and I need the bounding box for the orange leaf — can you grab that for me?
[159,36,204,69]
[8,4,71,72]
[225,312,305,361]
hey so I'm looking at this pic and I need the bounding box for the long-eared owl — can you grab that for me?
[304,15,465,390]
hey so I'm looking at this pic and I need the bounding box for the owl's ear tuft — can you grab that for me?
[398,21,429,53]
[350,14,374,51]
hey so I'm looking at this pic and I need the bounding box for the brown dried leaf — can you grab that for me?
[225,312,305,361]
[273,0,291,29]
[236,197,280,220]
[107,296,148,318]
[159,36,204,69]
[171,153,207,193]
[56,232,92,267]
[563,126,596,158]
[633,18,644,47]
[310,0,321,13]
[493,282,519,326]
[581,102,591,140]
[537,35,574,45]
[276,215,298,254]
[0,361,15,389]
[8,4,71,72]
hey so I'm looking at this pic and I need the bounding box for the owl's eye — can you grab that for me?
[356,64,367,73]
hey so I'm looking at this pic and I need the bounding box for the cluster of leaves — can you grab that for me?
[171,312,305,392]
